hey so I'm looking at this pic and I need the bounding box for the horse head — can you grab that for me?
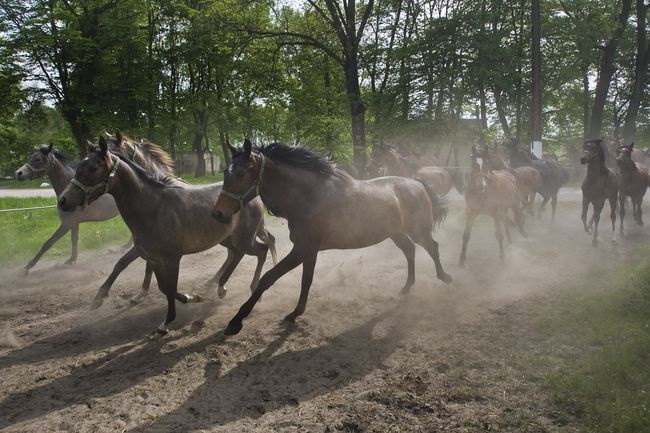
[16,144,54,180]
[58,137,120,211]
[616,142,636,172]
[212,138,264,224]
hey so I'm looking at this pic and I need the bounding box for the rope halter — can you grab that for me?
[220,152,266,213]
[70,155,120,208]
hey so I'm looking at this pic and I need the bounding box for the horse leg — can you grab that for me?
[91,246,141,309]
[24,223,71,274]
[413,233,452,284]
[130,261,154,304]
[514,201,528,238]
[592,201,605,247]
[64,224,79,265]
[537,194,550,218]
[390,234,416,294]
[609,196,617,244]
[205,248,237,298]
[581,198,591,233]
[459,212,477,268]
[284,251,318,323]
[225,246,307,336]
[634,196,644,226]
[619,194,626,235]
[551,194,558,222]
[151,259,181,335]
[494,215,505,262]
[246,241,270,292]
[257,229,278,265]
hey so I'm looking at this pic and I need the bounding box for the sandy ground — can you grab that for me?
[0,194,646,433]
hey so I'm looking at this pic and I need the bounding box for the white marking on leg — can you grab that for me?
[218,285,227,299]
[131,289,147,304]
[158,320,168,333]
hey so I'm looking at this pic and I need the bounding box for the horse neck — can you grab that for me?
[47,157,75,196]
[586,157,606,179]
[108,163,155,224]
[258,161,325,219]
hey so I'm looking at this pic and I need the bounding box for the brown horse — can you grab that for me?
[459,146,527,267]
[511,167,543,217]
[616,143,650,234]
[88,132,276,308]
[212,140,452,335]
[58,138,275,334]
[580,139,619,246]
[508,141,569,220]
[369,144,464,195]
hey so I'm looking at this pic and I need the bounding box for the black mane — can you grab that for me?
[110,152,175,188]
[239,142,351,181]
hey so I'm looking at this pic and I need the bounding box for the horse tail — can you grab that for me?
[416,179,447,229]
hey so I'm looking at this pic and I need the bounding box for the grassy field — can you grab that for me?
[544,254,650,433]
[0,197,131,267]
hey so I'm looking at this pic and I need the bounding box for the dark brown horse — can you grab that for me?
[459,146,527,267]
[580,139,619,246]
[508,141,569,220]
[58,138,275,334]
[212,140,452,335]
[90,132,276,307]
[616,143,650,234]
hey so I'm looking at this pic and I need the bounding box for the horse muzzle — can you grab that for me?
[580,156,588,165]
[58,194,78,212]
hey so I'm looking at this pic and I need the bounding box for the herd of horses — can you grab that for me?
[12,134,650,335]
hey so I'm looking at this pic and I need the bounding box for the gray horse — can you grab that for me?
[15,145,127,274]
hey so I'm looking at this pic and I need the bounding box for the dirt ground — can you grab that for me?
[0,191,646,433]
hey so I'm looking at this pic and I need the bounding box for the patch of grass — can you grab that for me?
[545,258,650,433]
[0,177,51,189]
[0,197,130,267]
[178,172,224,185]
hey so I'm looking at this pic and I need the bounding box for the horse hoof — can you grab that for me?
[283,313,297,323]
[439,273,453,284]
[90,298,104,310]
[217,287,227,299]
[224,322,243,336]
[21,267,30,277]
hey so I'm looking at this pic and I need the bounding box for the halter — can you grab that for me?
[24,153,55,178]
[220,152,266,212]
[70,155,120,208]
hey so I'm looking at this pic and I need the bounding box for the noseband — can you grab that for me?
[70,156,120,208]
[220,152,266,212]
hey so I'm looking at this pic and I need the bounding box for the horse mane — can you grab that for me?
[254,142,352,182]
[39,146,78,169]
[120,135,176,176]
[112,152,175,187]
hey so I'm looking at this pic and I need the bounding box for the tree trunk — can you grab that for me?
[588,0,634,140]
[623,0,650,145]
[344,56,367,176]
[493,88,512,137]
[582,68,590,141]
[193,110,207,177]
[218,128,230,170]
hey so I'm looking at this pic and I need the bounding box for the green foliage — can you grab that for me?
[546,259,650,432]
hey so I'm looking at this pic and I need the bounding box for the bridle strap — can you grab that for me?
[220,152,266,212]
[70,156,120,208]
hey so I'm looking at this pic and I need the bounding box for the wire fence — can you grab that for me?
[0,204,58,213]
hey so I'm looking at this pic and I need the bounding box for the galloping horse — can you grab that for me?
[368,144,464,195]
[58,137,275,334]
[212,140,452,335]
[89,132,276,307]
[580,139,619,246]
[508,141,569,220]
[615,143,650,234]
[459,146,527,267]
[15,145,126,273]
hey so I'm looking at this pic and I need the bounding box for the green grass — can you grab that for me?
[0,197,131,267]
[545,257,650,433]
[178,171,224,185]
[0,177,51,189]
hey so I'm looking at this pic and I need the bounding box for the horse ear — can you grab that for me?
[115,129,123,143]
[243,138,252,157]
[226,139,237,156]
[98,136,109,155]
